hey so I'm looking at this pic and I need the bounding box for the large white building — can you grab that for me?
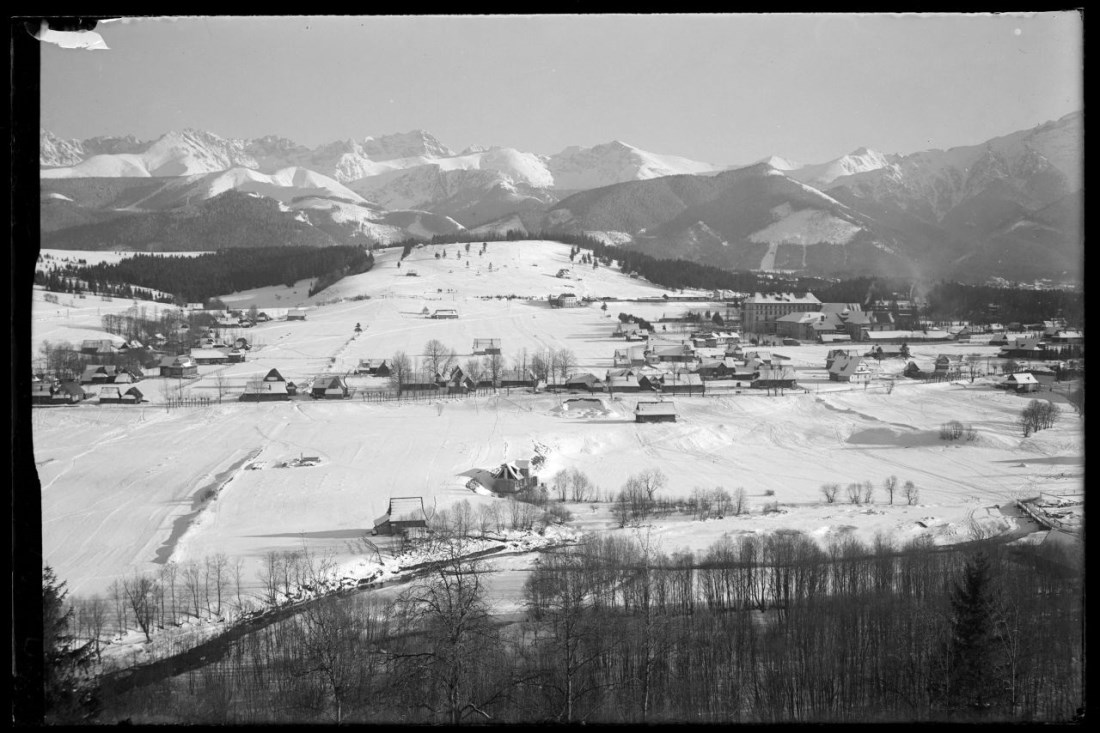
[740,292,821,334]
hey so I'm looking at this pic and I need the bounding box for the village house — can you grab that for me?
[696,357,741,380]
[824,349,854,370]
[311,374,350,399]
[446,367,477,394]
[159,355,198,379]
[240,368,291,401]
[1048,330,1084,345]
[614,345,648,368]
[50,380,87,404]
[431,308,460,319]
[740,292,822,334]
[489,461,538,494]
[550,292,583,308]
[635,401,678,423]
[472,338,502,355]
[653,371,705,395]
[356,359,392,377]
[614,322,646,340]
[80,339,119,355]
[752,366,798,390]
[999,338,1049,360]
[286,308,308,321]
[605,369,643,393]
[97,386,144,405]
[234,337,251,350]
[564,373,605,393]
[31,377,57,405]
[1002,372,1040,393]
[225,348,247,363]
[933,355,953,375]
[80,364,119,385]
[828,353,873,384]
[645,344,697,366]
[372,497,429,537]
[498,367,539,388]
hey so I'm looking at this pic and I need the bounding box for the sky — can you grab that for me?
[38,13,1083,166]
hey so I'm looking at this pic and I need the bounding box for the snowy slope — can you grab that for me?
[202,166,367,204]
[788,147,891,187]
[548,140,717,190]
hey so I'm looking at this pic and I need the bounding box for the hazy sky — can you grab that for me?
[39,13,1082,166]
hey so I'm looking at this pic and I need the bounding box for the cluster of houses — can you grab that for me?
[238,369,355,401]
[32,374,143,406]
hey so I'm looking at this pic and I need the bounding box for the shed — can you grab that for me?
[373,497,429,536]
[635,401,678,423]
[472,338,501,355]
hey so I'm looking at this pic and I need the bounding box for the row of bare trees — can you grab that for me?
[822,475,919,505]
[96,532,1081,724]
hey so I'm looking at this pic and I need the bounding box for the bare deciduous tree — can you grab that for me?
[883,475,898,505]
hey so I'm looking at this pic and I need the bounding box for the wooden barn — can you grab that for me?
[287,308,308,321]
[635,401,678,423]
[159,355,198,379]
[97,386,144,404]
[472,338,501,355]
[191,348,231,365]
[373,497,429,537]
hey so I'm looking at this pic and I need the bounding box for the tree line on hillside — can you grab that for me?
[35,246,373,304]
[54,531,1081,725]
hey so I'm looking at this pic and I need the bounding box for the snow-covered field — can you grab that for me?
[31,240,1084,609]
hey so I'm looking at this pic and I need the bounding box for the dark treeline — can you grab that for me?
[92,532,1082,724]
[35,246,373,304]
[923,281,1083,325]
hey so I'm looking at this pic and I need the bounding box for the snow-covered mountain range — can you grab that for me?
[38,114,1082,283]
